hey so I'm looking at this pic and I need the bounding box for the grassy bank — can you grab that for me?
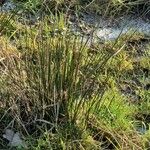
[0,1,150,150]
[12,0,150,17]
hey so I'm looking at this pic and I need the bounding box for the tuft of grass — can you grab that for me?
[1,12,109,127]
[0,3,150,149]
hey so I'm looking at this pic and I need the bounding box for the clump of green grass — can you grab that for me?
[0,8,150,149]
[0,12,112,149]
[0,12,105,124]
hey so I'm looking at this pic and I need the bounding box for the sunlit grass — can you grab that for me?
[0,2,150,149]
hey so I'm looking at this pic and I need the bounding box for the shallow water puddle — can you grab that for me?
[1,2,150,41]
[82,14,150,41]
[96,21,150,40]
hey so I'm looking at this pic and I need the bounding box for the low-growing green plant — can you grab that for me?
[92,86,136,130]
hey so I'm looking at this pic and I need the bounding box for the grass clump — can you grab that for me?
[0,13,108,149]
[0,3,150,149]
